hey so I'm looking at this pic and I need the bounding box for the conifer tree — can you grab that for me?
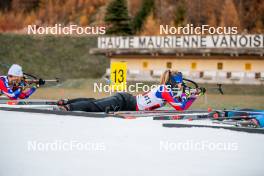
[104,0,133,35]
[174,1,186,26]
[132,0,154,33]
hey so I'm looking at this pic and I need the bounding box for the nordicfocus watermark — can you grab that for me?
[93,82,182,94]
[160,24,238,35]
[160,140,238,152]
[27,140,106,152]
[94,82,156,94]
[27,24,106,35]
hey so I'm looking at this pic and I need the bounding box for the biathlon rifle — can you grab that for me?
[23,73,60,87]
[0,62,60,87]
[183,78,224,95]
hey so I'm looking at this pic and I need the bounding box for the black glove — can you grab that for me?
[17,81,27,90]
[38,78,45,86]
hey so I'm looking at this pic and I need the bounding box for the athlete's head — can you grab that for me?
[160,70,183,89]
[8,64,23,84]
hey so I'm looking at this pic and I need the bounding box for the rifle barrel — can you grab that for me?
[44,79,59,82]
[25,79,59,83]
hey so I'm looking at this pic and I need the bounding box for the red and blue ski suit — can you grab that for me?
[136,85,196,111]
[0,76,36,100]
[66,85,198,112]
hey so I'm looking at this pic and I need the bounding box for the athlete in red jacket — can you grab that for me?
[0,64,36,100]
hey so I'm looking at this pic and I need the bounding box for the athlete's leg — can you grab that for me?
[67,98,96,104]
[57,98,96,105]
[68,92,136,112]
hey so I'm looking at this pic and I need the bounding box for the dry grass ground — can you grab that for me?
[190,94,264,110]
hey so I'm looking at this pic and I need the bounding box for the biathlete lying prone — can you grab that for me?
[0,64,45,100]
[58,70,206,112]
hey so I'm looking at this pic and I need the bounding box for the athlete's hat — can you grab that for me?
[8,64,23,77]
[171,72,183,84]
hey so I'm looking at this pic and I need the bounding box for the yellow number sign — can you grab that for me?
[110,62,127,91]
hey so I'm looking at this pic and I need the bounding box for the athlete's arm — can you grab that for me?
[161,87,196,111]
[18,87,36,99]
[0,79,22,100]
